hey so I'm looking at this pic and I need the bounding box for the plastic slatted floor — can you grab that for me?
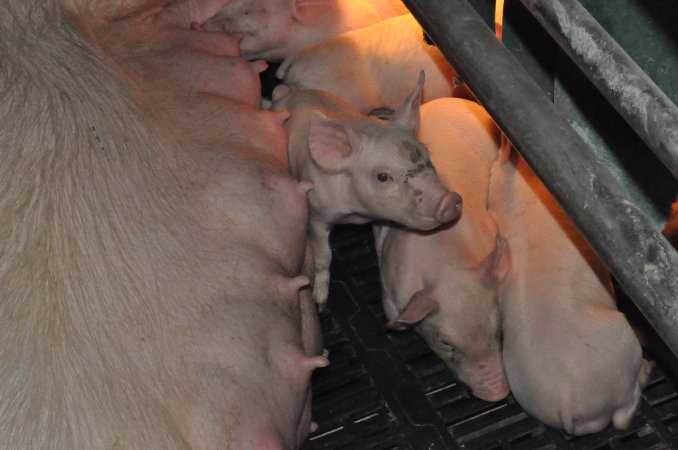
[301,225,678,450]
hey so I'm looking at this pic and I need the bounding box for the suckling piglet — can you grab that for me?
[374,98,510,402]
[203,0,408,61]
[275,13,461,115]
[272,72,462,310]
[488,141,650,435]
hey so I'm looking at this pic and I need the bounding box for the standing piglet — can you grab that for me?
[275,13,460,115]
[488,142,650,435]
[375,98,510,402]
[272,73,462,309]
[203,0,408,61]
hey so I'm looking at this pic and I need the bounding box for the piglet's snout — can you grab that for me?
[472,379,511,403]
[464,367,510,402]
[435,191,463,224]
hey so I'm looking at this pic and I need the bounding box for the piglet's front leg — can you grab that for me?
[309,219,332,311]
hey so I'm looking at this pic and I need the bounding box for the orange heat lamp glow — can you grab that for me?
[495,0,505,41]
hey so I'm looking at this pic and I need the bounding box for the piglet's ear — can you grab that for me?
[291,0,332,25]
[479,232,511,286]
[387,290,438,330]
[309,110,354,173]
[494,234,511,283]
[393,70,425,132]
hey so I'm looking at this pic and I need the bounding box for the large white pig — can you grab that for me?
[1,1,325,448]
[488,140,650,435]
[272,73,462,310]
[275,13,461,115]
[375,98,510,402]
[203,0,408,61]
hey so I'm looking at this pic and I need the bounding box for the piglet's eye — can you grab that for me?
[377,172,391,182]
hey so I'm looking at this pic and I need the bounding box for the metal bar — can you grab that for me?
[402,0,678,357]
[520,0,678,180]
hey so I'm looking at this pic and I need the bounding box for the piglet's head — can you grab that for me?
[307,71,462,230]
[386,238,511,403]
